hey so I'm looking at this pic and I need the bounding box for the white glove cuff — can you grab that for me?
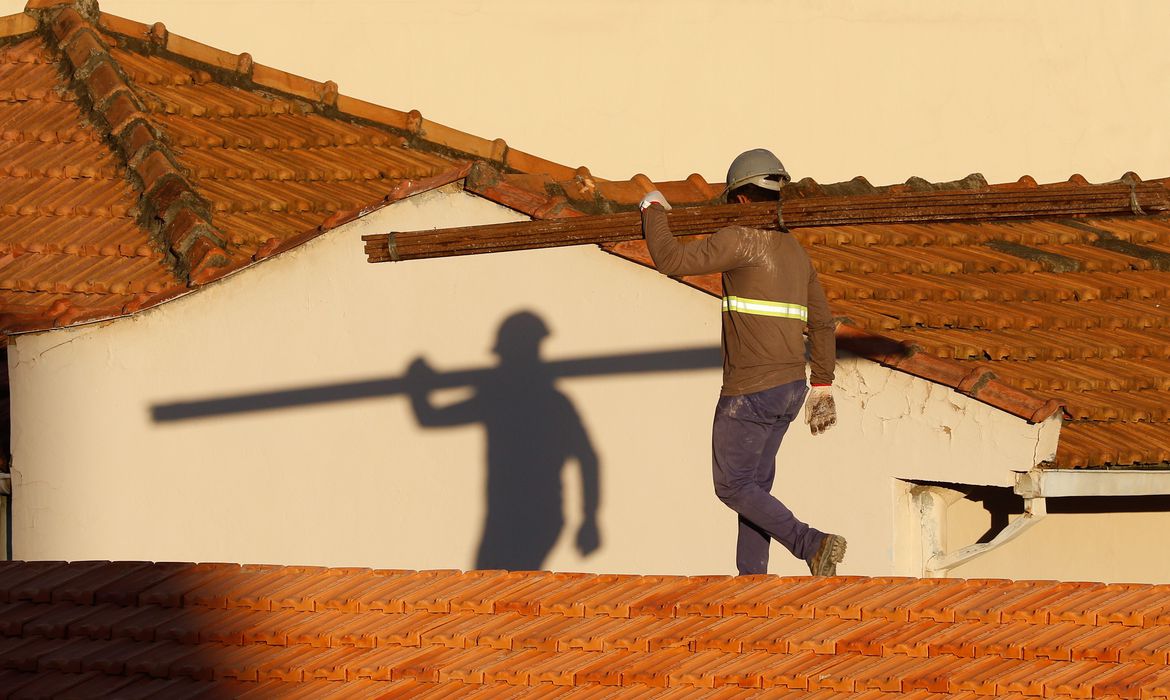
[639,189,671,211]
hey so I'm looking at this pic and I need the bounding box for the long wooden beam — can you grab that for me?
[363,182,1168,263]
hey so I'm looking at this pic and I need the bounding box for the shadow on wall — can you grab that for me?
[150,311,722,571]
[403,312,598,570]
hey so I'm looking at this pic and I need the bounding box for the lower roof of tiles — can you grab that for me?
[2,2,1170,470]
[1,561,1170,698]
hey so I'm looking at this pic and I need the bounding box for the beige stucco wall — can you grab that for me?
[932,485,1170,584]
[3,0,1164,185]
[10,187,1060,577]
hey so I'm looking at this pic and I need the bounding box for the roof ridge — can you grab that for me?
[27,0,231,286]
[492,169,1170,218]
[89,9,583,184]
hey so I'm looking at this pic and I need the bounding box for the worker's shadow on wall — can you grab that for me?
[402,311,600,571]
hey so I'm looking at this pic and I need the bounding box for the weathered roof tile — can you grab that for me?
[9,554,1170,700]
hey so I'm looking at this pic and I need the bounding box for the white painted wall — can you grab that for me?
[9,187,1058,577]
[4,0,1164,185]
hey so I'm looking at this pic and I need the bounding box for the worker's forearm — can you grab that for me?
[806,273,836,385]
[642,205,740,276]
[808,326,836,386]
[641,205,687,275]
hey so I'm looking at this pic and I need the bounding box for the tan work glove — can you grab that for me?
[805,385,836,435]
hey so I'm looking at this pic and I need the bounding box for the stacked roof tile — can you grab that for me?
[2,0,1170,470]
[1,561,1170,697]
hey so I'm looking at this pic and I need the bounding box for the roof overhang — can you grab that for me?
[1015,468,1170,498]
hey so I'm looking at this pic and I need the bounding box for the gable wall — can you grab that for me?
[10,188,1060,577]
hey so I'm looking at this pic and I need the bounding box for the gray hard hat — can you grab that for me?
[726,149,790,192]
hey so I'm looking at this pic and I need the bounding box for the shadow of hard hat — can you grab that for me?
[493,311,550,356]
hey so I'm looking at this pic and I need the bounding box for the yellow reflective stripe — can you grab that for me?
[721,295,808,321]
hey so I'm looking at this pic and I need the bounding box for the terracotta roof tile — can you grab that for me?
[111,605,190,643]
[5,561,1170,696]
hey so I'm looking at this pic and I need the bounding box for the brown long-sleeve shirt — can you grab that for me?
[641,204,835,395]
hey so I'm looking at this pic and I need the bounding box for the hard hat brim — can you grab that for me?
[729,174,786,192]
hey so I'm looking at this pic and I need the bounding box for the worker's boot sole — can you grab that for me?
[808,534,847,576]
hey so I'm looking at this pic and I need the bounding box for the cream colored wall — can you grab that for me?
[4,0,1164,185]
[10,188,1055,577]
[931,485,1170,584]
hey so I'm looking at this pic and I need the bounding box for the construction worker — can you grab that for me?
[638,149,845,576]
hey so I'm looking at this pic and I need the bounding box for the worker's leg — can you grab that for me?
[749,392,823,557]
[713,380,825,574]
[732,405,791,574]
[734,515,771,575]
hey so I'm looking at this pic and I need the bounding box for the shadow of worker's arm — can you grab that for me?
[404,358,482,427]
[568,404,601,557]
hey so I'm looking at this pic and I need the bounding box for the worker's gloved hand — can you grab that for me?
[805,385,837,435]
[639,190,671,211]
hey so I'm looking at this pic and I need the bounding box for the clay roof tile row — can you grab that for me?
[0,561,1167,696]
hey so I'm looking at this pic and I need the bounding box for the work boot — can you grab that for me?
[807,534,847,576]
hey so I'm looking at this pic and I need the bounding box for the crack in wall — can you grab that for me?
[10,333,87,369]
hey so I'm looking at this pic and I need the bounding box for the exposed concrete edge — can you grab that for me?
[1016,468,1170,498]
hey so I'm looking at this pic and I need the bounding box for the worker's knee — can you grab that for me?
[714,481,752,508]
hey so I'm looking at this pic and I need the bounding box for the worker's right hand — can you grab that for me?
[639,190,671,211]
[805,385,837,435]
